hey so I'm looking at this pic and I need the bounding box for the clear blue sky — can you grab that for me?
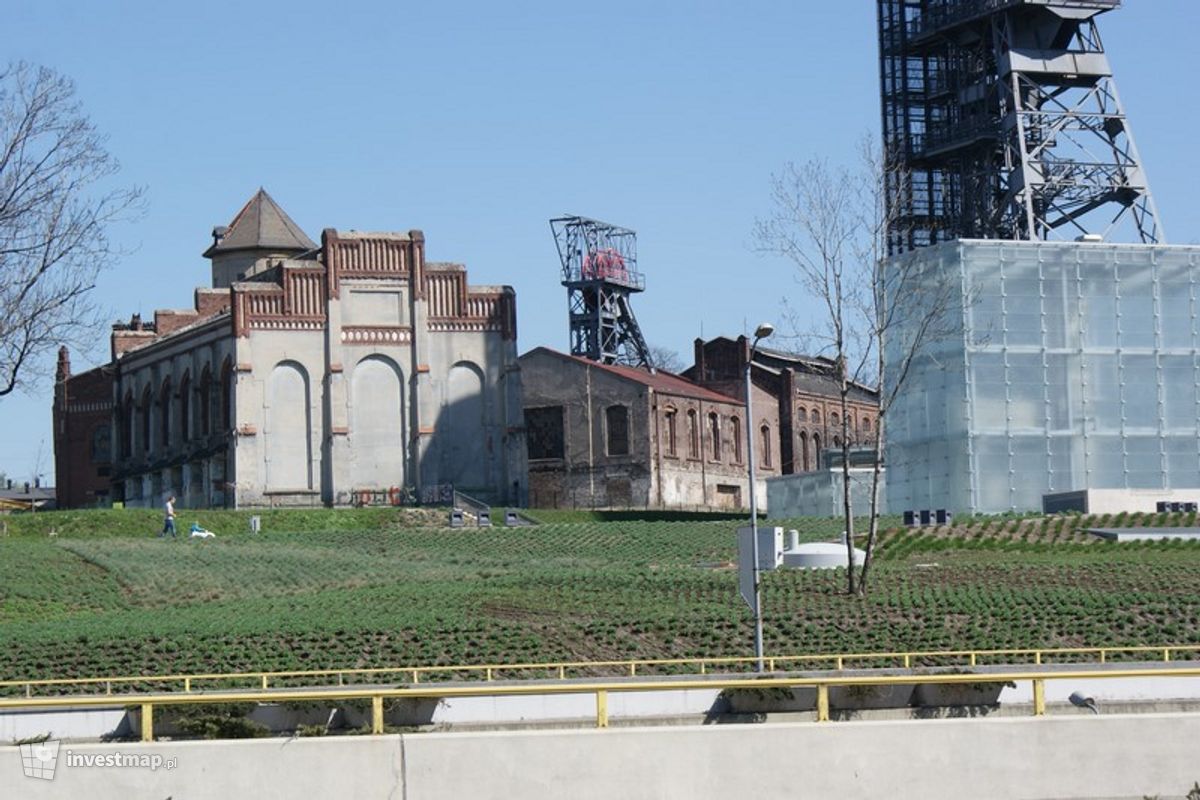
[3,0,1198,483]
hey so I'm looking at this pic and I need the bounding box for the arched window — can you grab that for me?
[687,409,699,458]
[664,408,678,456]
[862,417,872,432]
[760,424,772,468]
[812,409,821,425]
[606,405,629,456]
[834,435,842,448]
[730,416,742,464]
[796,407,807,423]
[831,412,840,428]
[709,412,721,461]
[159,378,172,449]
[140,387,153,454]
[813,433,822,469]
[799,432,810,471]
[179,373,191,443]
[199,367,212,437]
[121,392,134,458]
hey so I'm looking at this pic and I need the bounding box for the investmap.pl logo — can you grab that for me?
[18,739,177,780]
[19,739,60,780]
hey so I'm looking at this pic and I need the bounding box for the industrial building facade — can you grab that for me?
[55,190,526,509]
[686,336,879,475]
[520,348,771,510]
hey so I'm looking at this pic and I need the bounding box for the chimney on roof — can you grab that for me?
[56,346,71,383]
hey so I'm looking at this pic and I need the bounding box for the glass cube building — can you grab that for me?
[886,240,1200,514]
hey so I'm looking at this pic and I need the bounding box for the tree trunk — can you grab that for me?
[857,412,886,596]
[839,365,856,595]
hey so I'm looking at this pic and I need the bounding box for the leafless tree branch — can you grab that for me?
[0,61,143,397]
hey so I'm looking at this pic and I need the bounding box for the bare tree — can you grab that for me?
[755,140,961,596]
[0,62,142,397]
[647,344,686,374]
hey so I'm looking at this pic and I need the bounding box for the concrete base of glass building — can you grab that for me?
[767,468,887,519]
[885,239,1200,515]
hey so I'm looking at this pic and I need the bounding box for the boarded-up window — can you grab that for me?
[664,409,678,456]
[606,405,629,456]
[527,406,565,460]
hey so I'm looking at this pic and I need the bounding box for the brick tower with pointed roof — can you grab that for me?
[204,188,317,288]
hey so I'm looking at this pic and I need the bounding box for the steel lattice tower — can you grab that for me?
[551,215,653,368]
[877,0,1162,253]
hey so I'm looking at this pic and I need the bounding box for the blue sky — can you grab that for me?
[3,0,1198,482]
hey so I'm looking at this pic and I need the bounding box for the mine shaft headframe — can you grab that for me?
[550,214,654,369]
[877,0,1163,252]
[550,215,642,289]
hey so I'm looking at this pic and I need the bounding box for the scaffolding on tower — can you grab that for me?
[877,0,1162,254]
[550,215,654,368]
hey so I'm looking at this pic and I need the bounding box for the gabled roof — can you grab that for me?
[203,188,317,258]
[523,347,743,405]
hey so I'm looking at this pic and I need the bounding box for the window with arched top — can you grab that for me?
[834,435,842,448]
[159,378,172,449]
[813,433,822,468]
[760,424,772,468]
[730,416,742,464]
[664,408,678,456]
[796,407,807,423]
[812,409,821,425]
[121,392,134,458]
[862,417,872,432]
[799,432,810,471]
[687,409,699,458]
[140,387,153,454]
[831,412,840,428]
[199,367,212,437]
[709,412,721,461]
[179,373,191,443]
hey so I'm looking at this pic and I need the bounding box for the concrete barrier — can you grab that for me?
[4,712,1200,799]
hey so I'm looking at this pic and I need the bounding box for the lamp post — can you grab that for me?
[745,322,774,672]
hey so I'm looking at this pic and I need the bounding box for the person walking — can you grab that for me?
[161,495,177,538]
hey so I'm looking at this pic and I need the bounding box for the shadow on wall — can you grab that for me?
[419,360,521,507]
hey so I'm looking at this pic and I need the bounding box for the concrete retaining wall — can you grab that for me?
[4,713,1200,799]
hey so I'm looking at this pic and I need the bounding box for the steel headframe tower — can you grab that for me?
[877,0,1162,254]
[551,215,654,368]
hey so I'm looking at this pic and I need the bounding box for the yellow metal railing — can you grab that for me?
[3,644,1199,699]
[2,665,1199,742]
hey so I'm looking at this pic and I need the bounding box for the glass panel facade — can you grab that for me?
[886,241,1200,513]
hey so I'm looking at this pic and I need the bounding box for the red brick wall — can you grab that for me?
[53,365,114,508]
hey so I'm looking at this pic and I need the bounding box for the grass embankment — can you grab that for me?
[0,508,1198,687]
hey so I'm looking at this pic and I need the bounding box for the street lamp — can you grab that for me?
[745,322,774,672]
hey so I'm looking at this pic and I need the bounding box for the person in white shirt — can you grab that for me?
[160,496,177,538]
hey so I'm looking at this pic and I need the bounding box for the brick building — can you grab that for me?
[52,347,114,508]
[685,336,879,475]
[520,348,775,510]
[53,189,526,509]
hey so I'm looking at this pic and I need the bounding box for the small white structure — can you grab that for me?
[779,529,865,570]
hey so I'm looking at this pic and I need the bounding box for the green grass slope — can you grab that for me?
[1,508,1198,687]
